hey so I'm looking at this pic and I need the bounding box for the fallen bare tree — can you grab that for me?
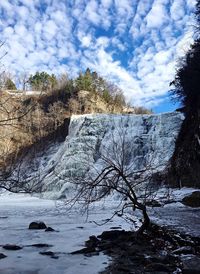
[63,117,165,234]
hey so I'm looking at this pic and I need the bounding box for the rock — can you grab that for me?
[145,262,172,272]
[172,233,194,246]
[182,270,200,274]
[51,255,59,259]
[84,251,100,257]
[182,256,200,274]
[85,236,100,248]
[145,254,176,265]
[31,243,53,248]
[3,244,22,250]
[97,230,126,240]
[45,227,55,232]
[74,224,199,273]
[0,253,7,259]
[40,251,54,256]
[39,251,55,256]
[39,251,59,259]
[97,240,114,252]
[29,221,47,230]
[71,247,96,254]
[146,200,162,207]
[182,191,200,207]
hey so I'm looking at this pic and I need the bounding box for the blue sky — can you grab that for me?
[0,0,196,112]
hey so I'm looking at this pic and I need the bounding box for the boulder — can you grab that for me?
[145,262,172,272]
[29,221,47,230]
[71,247,96,254]
[31,243,52,248]
[45,227,55,232]
[97,230,126,240]
[85,235,99,248]
[146,200,162,207]
[0,253,7,259]
[182,256,200,274]
[182,191,200,207]
[39,251,59,259]
[3,244,22,250]
[39,251,54,256]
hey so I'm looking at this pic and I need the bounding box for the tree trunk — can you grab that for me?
[136,205,150,235]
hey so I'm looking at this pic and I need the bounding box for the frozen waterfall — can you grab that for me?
[38,112,184,199]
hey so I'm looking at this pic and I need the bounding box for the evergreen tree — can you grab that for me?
[169,0,200,187]
[170,40,200,112]
[29,72,57,91]
[5,78,17,90]
[75,69,93,91]
[74,68,126,111]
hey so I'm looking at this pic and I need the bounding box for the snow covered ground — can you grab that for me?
[0,188,200,274]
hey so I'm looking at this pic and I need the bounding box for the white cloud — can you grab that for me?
[82,35,92,47]
[186,0,196,9]
[81,47,144,104]
[154,50,172,65]
[176,32,194,57]
[0,0,195,109]
[101,0,113,8]
[34,22,42,33]
[146,0,168,28]
[114,0,133,17]
[96,36,110,48]
[51,10,68,24]
[16,5,29,20]
[43,20,58,40]
[77,31,92,47]
[136,0,152,16]
[85,0,101,25]
[170,0,185,21]
[0,1,13,11]
[3,26,14,37]
[111,37,126,51]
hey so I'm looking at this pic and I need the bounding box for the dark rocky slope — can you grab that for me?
[168,110,200,188]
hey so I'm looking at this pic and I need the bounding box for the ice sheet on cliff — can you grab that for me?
[32,112,184,198]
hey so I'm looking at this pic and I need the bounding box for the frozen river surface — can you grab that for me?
[0,193,131,274]
[0,189,200,274]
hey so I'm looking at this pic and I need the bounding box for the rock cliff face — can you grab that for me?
[168,110,200,187]
[36,112,184,198]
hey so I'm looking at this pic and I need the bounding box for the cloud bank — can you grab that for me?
[0,0,196,107]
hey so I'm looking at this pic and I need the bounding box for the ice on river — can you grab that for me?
[0,193,131,274]
[0,188,200,273]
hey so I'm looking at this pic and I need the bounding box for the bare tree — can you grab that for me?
[0,42,37,193]
[0,154,42,194]
[0,41,8,89]
[17,71,30,91]
[0,94,41,193]
[63,117,163,234]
